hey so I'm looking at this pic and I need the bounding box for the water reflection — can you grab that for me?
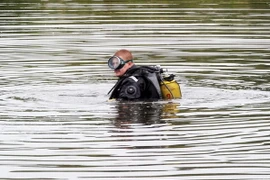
[1,0,270,179]
[112,102,180,128]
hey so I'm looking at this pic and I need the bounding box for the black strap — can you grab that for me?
[107,78,124,95]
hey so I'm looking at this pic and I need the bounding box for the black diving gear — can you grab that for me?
[108,65,182,100]
[108,56,133,70]
[108,65,162,100]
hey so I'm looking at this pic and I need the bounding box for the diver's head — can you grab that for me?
[108,49,134,77]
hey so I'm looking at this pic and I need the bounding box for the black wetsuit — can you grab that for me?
[109,65,162,101]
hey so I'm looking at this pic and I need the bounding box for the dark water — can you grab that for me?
[1,0,270,179]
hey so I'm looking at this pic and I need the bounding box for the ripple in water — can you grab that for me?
[0,1,270,180]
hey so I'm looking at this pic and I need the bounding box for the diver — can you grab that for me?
[107,49,182,101]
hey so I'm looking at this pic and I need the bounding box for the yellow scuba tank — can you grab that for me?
[160,74,182,99]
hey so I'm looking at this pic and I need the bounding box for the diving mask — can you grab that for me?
[108,56,133,70]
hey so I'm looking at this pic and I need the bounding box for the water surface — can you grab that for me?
[1,0,270,179]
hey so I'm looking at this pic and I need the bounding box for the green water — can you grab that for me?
[0,0,270,179]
